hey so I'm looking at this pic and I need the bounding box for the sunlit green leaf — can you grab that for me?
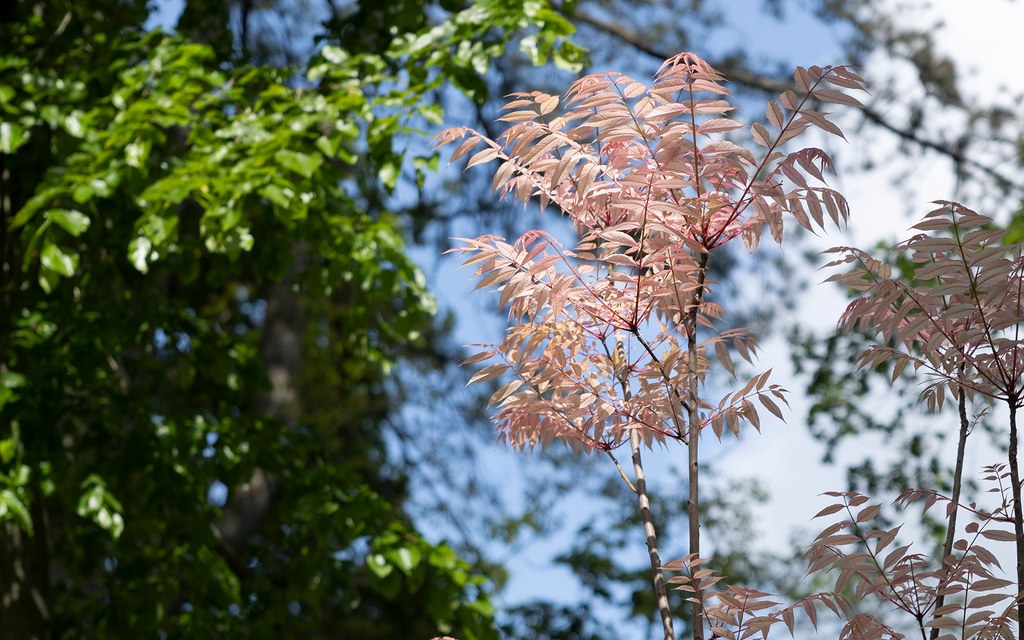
[321,45,348,65]
[128,236,153,273]
[45,209,90,236]
[0,121,29,153]
[274,149,323,178]
[40,242,77,277]
[0,489,32,536]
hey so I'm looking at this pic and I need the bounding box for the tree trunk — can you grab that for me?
[929,385,970,639]
[217,246,307,551]
[1007,402,1024,640]
[630,429,675,640]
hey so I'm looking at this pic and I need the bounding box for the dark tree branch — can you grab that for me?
[551,1,1021,194]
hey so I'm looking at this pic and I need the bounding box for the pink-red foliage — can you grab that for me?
[826,201,1024,639]
[438,48,1024,640]
[436,53,865,453]
[826,201,1024,410]
[802,467,1020,640]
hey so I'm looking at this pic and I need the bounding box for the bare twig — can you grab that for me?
[928,383,970,640]
[605,448,638,494]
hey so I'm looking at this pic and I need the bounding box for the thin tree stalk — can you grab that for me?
[629,428,675,640]
[929,384,969,640]
[608,335,673,640]
[685,254,710,640]
[685,375,702,639]
[1008,401,1024,639]
[606,449,638,494]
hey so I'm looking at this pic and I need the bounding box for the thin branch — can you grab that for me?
[629,426,675,640]
[1007,401,1024,640]
[685,253,711,640]
[610,338,674,640]
[605,448,637,493]
[928,382,970,640]
[30,11,72,66]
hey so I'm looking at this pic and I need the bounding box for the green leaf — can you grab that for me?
[40,242,78,277]
[45,209,91,237]
[389,545,421,576]
[519,35,544,67]
[321,45,348,65]
[0,439,13,465]
[259,183,294,208]
[0,121,29,154]
[418,104,444,126]
[0,370,26,413]
[315,135,336,157]
[378,161,400,190]
[554,41,587,72]
[275,149,323,178]
[0,489,32,536]
[63,110,85,138]
[37,269,57,294]
[124,138,152,168]
[367,552,393,579]
[128,236,153,273]
[1,370,25,390]
[72,177,113,203]
[77,476,125,540]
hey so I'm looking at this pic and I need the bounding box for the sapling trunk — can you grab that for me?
[629,429,675,640]
[685,359,702,640]
[685,255,710,640]
[613,337,674,640]
[1008,401,1024,638]
[929,385,969,640]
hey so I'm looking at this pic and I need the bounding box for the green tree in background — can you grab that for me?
[0,1,581,638]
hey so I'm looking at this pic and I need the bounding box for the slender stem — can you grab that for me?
[605,449,637,494]
[685,254,710,640]
[608,335,674,639]
[610,333,675,638]
[629,428,675,640]
[929,384,969,640]
[686,379,702,635]
[1008,400,1024,640]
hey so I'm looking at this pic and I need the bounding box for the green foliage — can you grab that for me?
[0,0,580,637]
[388,0,585,100]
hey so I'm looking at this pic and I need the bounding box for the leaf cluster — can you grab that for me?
[801,473,1019,640]
[826,201,1024,411]
[439,53,866,452]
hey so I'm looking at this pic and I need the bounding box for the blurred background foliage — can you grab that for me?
[1,1,1022,639]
